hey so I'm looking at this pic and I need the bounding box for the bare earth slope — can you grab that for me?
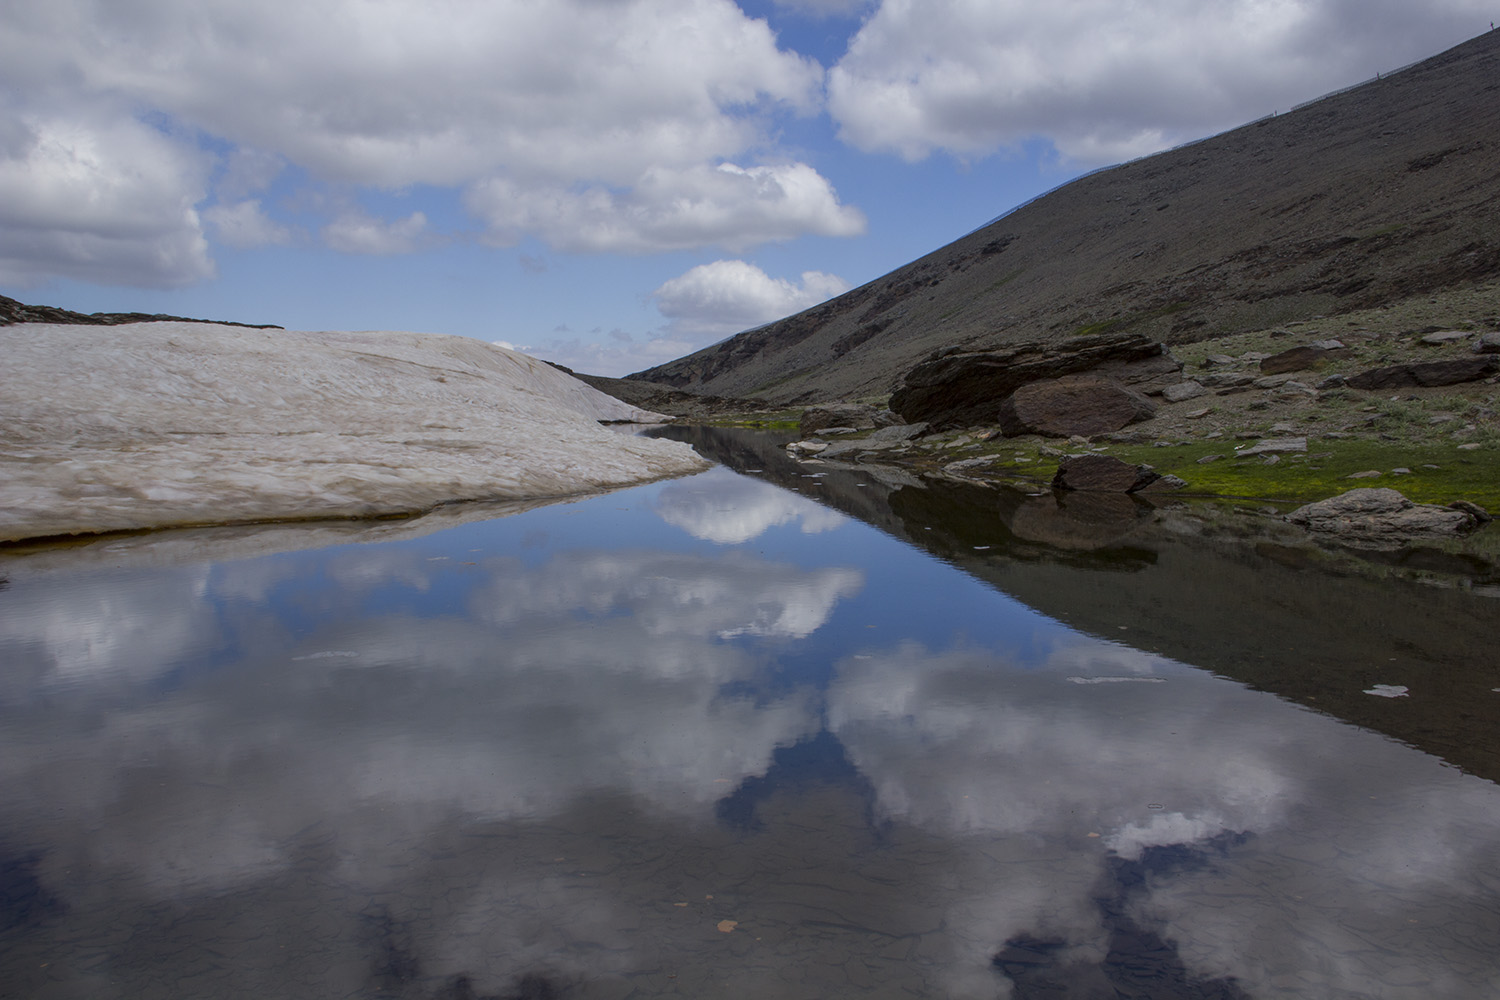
[1,323,708,542]
[632,30,1500,406]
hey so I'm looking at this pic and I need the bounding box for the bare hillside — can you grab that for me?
[631,30,1500,405]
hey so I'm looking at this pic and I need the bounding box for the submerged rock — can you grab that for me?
[1286,488,1484,537]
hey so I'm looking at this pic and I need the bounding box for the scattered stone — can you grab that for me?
[1347,470,1382,478]
[1269,422,1297,434]
[1364,684,1410,698]
[1051,454,1162,492]
[1205,431,1223,438]
[1196,454,1223,464]
[787,440,828,454]
[1473,332,1500,354]
[1254,374,1297,389]
[1392,467,1412,475]
[1346,357,1500,389]
[1201,354,1238,367]
[1317,373,1348,389]
[1200,371,1255,389]
[1310,339,1346,350]
[1448,500,1492,523]
[1247,400,1270,411]
[1137,473,1188,493]
[996,374,1158,437]
[1240,352,1272,362]
[1235,437,1308,458]
[800,403,881,436]
[1420,330,1470,345]
[890,332,1181,428]
[1185,407,1211,419]
[1263,454,1281,465]
[1161,380,1209,403]
[1261,345,1332,374]
[1287,488,1484,537]
[1457,442,1483,451]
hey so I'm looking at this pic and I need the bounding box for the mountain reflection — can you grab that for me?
[1,466,1498,998]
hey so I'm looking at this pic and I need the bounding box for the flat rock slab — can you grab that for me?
[1051,454,1162,492]
[997,375,1156,437]
[1,323,709,542]
[1161,381,1209,403]
[1346,357,1499,389]
[1420,330,1471,345]
[1236,437,1308,458]
[1286,488,1483,537]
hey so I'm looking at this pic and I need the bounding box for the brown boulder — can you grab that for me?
[1346,357,1499,389]
[1260,345,1336,374]
[889,332,1179,429]
[1051,454,1162,492]
[996,376,1157,438]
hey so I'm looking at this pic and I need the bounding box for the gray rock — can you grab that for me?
[800,403,880,436]
[1473,332,1500,354]
[1201,354,1238,367]
[1197,454,1223,464]
[1346,357,1500,389]
[1161,381,1209,402]
[1235,437,1307,458]
[1317,373,1348,389]
[1420,330,1471,345]
[1287,488,1483,537]
[1200,371,1255,389]
[1311,339,1346,350]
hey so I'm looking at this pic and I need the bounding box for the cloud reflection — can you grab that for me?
[654,466,847,544]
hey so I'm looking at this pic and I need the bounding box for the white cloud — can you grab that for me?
[320,210,430,255]
[466,162,865,254]
[829,0,1494,163]
[0,0,854,281]
[203,199,294,249]
[0,111,213,287]
[653,258,851,337]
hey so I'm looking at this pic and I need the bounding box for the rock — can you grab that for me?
[1392,467,1412,475]
[1240,352,1272,362]
[1051,454,1162,492]
[1448,500,1492,523]
[1346,357,1500,389]
[889,332,1179,428]
[1347,470,1382,478]
[1474,332,1500,354]
[1202,354,1238,367]
[1197,454,1223,464]
[1136,473,1188,493]
[1260,345,1332,374]
[1235,437,1308,458]
[1161,381,1209,402]
[996,375,1158,437]
[799,403,880,436]
[1311,339,1346,350]
[1457,442,1483,451]
[1420,330,1471,345]
[787,440,828,454]
[819,422,930,458]
[1007,491,1153,550]
[1317,373,1348,389]
[1287,488,1483,537]
[1200,371,1255,389]
[1185,407,1211,419]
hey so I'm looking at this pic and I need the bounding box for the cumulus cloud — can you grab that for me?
[320,209,430,255]
[0,0,856,281]
[203,199,294,249]
[829,0,1494,163]
[653,258,852,337]
[466,162,865,254]
[0,111,213,287]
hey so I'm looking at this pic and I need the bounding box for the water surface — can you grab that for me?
[2,447,1499,999]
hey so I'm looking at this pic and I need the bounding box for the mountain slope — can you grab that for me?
[631,30,1500,405]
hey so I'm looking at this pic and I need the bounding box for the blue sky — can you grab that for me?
[1,1,1492,375]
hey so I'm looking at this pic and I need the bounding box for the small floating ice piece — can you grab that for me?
[1067,676,1166,685]
[1364,684,1409,698]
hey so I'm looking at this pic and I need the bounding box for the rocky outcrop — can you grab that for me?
[1051,454,1164,493]
[0,293,280,330]
[1346,357,1499,389]
[1286,488,1485,537]
[996,376,1157,438]
[889,333,1180,429]
[799,403,890,436]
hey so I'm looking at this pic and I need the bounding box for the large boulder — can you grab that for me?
[1051,454,1163,492]
[1346,357,1499,389]
[1286,488,1485,537]
[799,403,882,436]
[996,376,1157,438]
[889,332,1180,429]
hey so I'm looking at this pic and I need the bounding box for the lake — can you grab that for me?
[2,427,1498,999]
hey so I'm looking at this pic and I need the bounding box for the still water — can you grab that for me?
[2,433,1499,999]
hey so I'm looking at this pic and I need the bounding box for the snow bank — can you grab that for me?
[1,323,710,541]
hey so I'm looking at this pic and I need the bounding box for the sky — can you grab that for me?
[1,1,1494,376]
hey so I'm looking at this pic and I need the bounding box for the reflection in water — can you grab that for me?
[2,461,1499,998]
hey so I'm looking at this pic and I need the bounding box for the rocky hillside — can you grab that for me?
[631,29,1500,406]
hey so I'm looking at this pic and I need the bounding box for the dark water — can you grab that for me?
[2,431,1499,999]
